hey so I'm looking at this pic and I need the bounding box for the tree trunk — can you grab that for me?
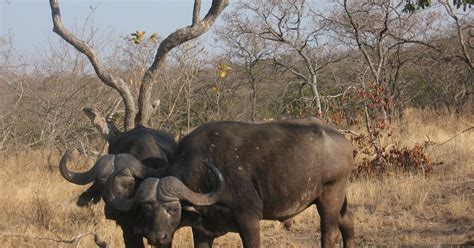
[250,80,257,122]
[310,75,323,117]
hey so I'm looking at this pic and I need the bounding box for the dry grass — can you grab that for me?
[0,110,472,247]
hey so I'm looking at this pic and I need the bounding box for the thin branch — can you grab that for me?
[338,129,362,137]
[83,106,121,142]
[193,0,202,26]
[343,0,380,83]
[273,59,308,81]
[442,0,474,69]
[388,37,441,52]
[375,3,390,78]
[430,126,474,147]
[316,54,349,72]
[0,232,109,248]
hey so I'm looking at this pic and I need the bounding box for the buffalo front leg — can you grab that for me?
[235,213,261,248]
[192,228,215,248]
[120,224,145,248]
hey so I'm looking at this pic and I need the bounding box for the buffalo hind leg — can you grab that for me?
[315,182,349,248]
[339,196,355,248]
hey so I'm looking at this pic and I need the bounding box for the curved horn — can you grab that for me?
[157,161,225,206]
[104,168,135,211]
[103,157,166,211]
[113,153,168,178]
[59,150,98,185]
[103,167,145,211]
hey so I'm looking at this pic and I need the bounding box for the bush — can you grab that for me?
[352,143,433,178]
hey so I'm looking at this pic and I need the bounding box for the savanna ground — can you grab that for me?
[0,110,472,247]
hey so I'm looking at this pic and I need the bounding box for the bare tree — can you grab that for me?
[48,0,228,142]
[224,0,346,117]
[440,0,474,69]
[406,32,473,117]
[321,0,438,162]
[217,12,273,122]
[157,41,206,132]
[323,0,442,122]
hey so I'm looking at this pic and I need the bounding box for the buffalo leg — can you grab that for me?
[193,228,215,248]
[155,243,172,248]
[315,182,348,248]
[338,196,355,248]
[76,183,101,206]
[121,228,145,248]
[282,217,295,230]
[235,214,261,248]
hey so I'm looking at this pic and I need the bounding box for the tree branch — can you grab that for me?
[343,0,380,83]
[442,0,474,69]
[193,0,202,26]
[49,0,136,131]
[273,59,308,81]
[83,107,121,142]
[137,0,229,126]
[429,126,474,147]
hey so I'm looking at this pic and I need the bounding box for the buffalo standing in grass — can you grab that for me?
[59,125,176,248]
[106,117,355,248]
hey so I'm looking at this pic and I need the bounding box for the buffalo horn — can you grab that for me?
[157,161,225,206]
[59,150,99,185]
[104,168,137,211]
[113,154,168,179]
[104,160,166,211]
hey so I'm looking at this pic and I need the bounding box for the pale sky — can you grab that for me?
[0,0,217,56]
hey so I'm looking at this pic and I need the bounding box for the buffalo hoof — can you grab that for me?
[282,218,295,230]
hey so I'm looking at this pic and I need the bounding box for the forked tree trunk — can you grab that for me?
[49,0,229,141]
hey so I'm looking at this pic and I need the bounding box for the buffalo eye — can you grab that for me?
[168,206,180,214]
[143,203,153,212]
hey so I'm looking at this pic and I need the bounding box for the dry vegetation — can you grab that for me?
[0,110,472,247]
[1,1,472,247]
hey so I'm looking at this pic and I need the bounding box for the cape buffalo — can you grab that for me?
[59,125,176,248]
[105,117,355,248]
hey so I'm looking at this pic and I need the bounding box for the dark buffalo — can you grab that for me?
[106,117,355,248]
[59,125,176,248]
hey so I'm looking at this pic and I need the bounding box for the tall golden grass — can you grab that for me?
[0,109,472,247]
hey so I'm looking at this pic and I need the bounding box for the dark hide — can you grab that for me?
[64,126,176,248]
[104,127,175,248]
[117,117,355,248]
[76,181,101,206]
[78,125,176,205]
[108,125,176,169]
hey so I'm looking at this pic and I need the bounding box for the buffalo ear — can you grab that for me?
[76,184,101,207]
[180,204,203,228]
[182,205,200,214]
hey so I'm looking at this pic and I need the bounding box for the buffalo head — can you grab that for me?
[104,161,225,246]
[59,150,166,207]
